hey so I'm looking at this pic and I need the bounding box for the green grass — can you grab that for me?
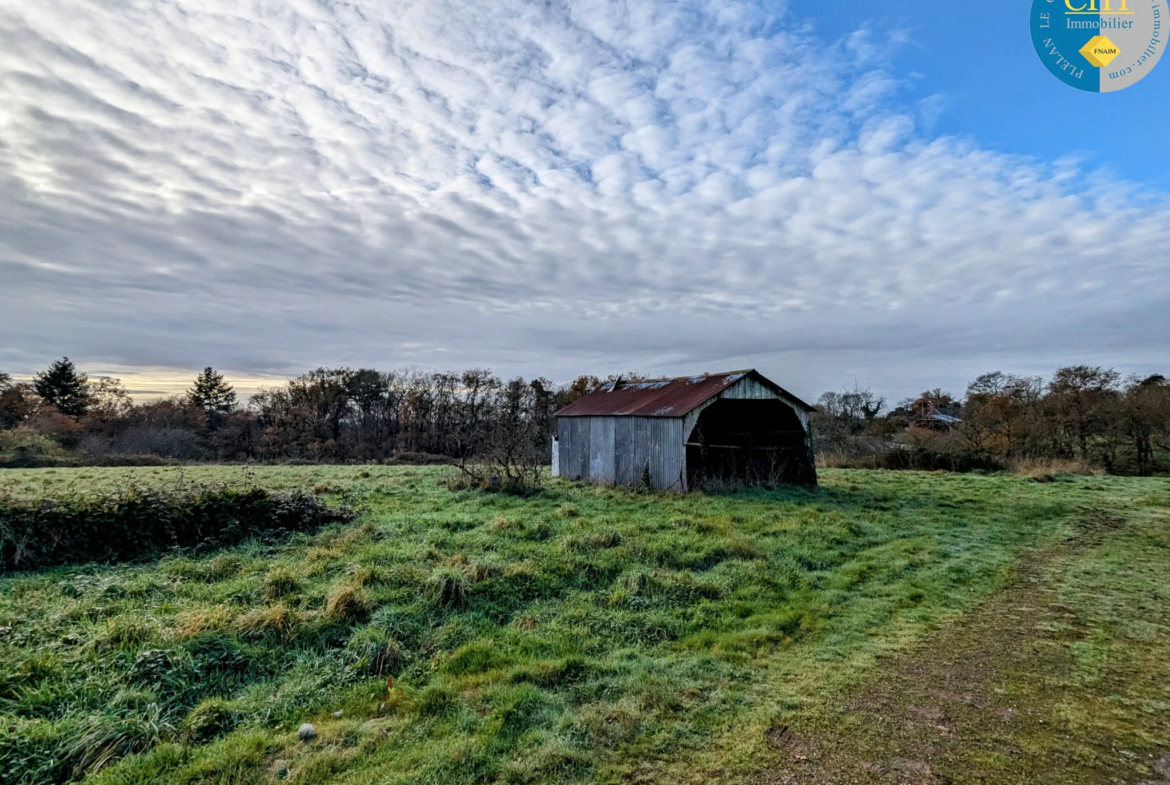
[0,466,1166,785]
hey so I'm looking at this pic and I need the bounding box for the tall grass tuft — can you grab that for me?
[261,566,302,601]
[183,698,243,743]
[324,585,374,622]
[345,627,403,676]
[427,566,471,610]
[67,705,173,777]
[234,604,299,639]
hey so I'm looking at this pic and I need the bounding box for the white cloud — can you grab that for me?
[0,0,1167,401]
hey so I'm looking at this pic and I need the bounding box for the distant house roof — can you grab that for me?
[919,407,963,426]
[555,370,816,418]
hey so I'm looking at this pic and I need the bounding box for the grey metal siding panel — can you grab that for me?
[681,408,702,444]
[589,417,616,484]
[630,418,650,486]
[557,420,571,478]
[719,377,772,400]
[614,418,634,486]
[557,416,687,492]
[646,418,660,488]
[652,418,685,492]
[639,418,654,485]
[559,418,591,480]
[605,417,685,492]
[574,418,592,480]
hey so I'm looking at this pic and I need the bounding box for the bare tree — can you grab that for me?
[1045,366,1121,462]
[1122,374,1170,475]
[812,383,886,457]
[961,372,1044,457]
[453,377,548,494]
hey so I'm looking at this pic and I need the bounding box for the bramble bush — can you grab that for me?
[0,483,355,572]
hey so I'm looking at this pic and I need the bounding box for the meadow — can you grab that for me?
[0,466,1167,785]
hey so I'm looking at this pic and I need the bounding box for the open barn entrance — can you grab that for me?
[685,399,815,488]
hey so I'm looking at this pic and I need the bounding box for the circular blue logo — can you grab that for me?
[1031,0,1165,91]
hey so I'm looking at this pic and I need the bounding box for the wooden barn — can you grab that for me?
[552,370,817,492]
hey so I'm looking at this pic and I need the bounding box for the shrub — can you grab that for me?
[823,446,1007,473]
[0,426,67,468]
[0,485,356,572]
[383,452,452,466]
[871,447,1006,473]
[1010,458,1098,482]
[93,454,182,468]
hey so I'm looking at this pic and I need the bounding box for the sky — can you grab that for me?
[1,0,1167,405]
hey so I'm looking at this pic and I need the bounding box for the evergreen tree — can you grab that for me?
[187,367,237,426]
[33,357,92,418]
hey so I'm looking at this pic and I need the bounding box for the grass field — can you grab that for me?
[0,466,1167,785]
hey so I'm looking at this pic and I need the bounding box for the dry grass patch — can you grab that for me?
[324,585,374,622]
[234,603,299,639]
[171,605,235,639]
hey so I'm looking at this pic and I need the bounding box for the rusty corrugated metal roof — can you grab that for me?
[555,369,814,418]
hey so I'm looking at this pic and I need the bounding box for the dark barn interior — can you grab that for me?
[685,399,815,488]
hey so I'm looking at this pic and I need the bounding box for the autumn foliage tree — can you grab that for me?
[0,374,38,430]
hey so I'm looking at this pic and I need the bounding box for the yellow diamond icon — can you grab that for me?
[1080,35,1121,68]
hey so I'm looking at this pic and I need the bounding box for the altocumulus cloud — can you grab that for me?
[0,0,1167,399]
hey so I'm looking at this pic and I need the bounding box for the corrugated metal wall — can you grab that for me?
[588,417,616,483]
[558,416,686,491]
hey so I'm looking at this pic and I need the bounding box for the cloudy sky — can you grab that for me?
[1,0,1167,403]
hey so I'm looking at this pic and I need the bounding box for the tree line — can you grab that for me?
[0,360,603,468]
[2,360,1168,475]
[812,366,1170,476]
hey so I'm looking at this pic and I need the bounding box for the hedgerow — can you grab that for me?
[0,484,355,572]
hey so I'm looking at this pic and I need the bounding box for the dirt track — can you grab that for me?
[757,508,1170,785]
